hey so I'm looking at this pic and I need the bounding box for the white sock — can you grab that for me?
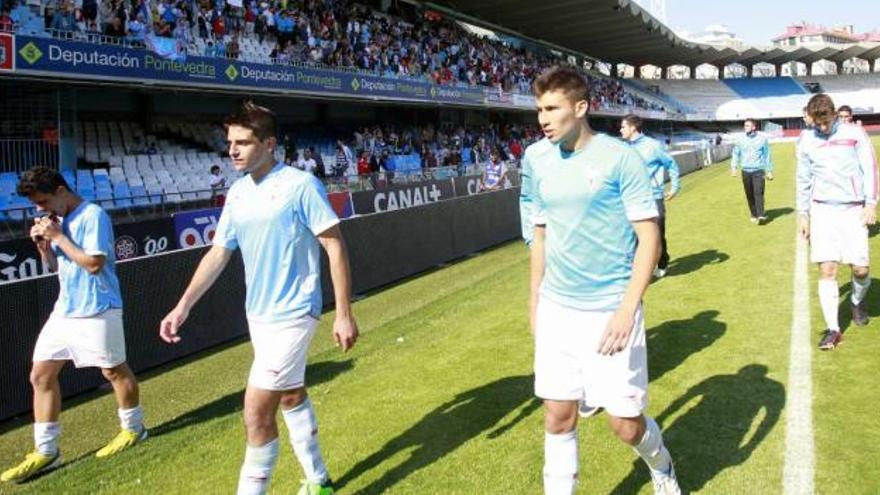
[852,275,871,305]
[632,416,672,474]
[236,438,279,495]
[282,398,329,485]
[118,405,144,434]
[34,422,61,456]
[818,279,840,331]
[543,430,578,495]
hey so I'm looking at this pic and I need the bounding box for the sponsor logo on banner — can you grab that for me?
[173,208,222,248]
[0,32,14,72]
[114,218,175,258]
[11,35,489,107]
[452,176,483,197]
[512,93,536,109]
[350,179,455,215]
[0,238,50,282]
[484,90,512,105]
[114,235,138,260]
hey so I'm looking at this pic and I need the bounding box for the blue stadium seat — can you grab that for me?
[724,77,808,98]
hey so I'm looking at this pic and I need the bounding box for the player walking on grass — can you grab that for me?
[522,67,680,495]
[160,102,358,495]
[797,94,878,350]
[731,118,774,224]
[2,167,146,483]
[620,114,680,278]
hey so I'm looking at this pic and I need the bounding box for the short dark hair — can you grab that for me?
[622,114,642,132]
[744,118,760,129]
[838,105,853,114]
[210,165,220,173]
[17,167,69,196]
[532,66,590,104]
[224,101,277,141]
[807,94,836,122]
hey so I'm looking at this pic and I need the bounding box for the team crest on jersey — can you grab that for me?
[584,168,601,193]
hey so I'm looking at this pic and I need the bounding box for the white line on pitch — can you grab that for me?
[783,234,815,494]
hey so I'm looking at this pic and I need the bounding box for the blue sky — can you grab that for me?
[662,0,880,45]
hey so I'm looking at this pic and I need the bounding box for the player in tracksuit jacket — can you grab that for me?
[731,119,774,223]
[621,115,680,277]
[797,94,879,350]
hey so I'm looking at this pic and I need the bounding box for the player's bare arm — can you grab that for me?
[160,244,234,343]
[318,225,359,352]
[598,218,659,355]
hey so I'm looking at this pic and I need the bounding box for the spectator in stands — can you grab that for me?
[309,146,326,178]
[334,139,353,178]
[195,7,209,38]
[380,148,394,184]
[210,164,226,206]
[838,105,853,124]
[145,141,157,155]
[356,150,372,188]
[509,138,523,161]
[127,13,146,43]
[226,34,240,59]
[82,0,97,25]
[50,1,76,32]
[1,7,15,31]
[104,15,124,37]
[296,147,317,174]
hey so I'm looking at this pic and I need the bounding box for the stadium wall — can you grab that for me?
[0,188,521,421]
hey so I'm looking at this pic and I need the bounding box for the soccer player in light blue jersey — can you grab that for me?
[2,168,146,484]
[621,114,680,278]
[522,67,680,495]
[798,94,878,350]
[160,102,358,495]
[731,118,774,224]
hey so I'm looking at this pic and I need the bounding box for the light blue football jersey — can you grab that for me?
[628,134,680,200]
[52,201,123,317]
[213,163,339,323]
[529,134,658,311]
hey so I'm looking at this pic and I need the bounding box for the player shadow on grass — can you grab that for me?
[837,277,880,333]
[151,359,354,437]
[665,250,729,277]
[647,310,726,383]
[335,375,540,494]
[14,360,355,482]
[609,364,784,494]
[761,207,794,224]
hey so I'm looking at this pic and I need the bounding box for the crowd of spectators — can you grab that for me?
[282,121,542,180]
[2,0,668,112]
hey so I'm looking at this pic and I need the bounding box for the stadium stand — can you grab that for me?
[5,0,674,113]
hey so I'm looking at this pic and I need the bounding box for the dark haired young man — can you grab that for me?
[620,114,680,278]
[520,67,680,495]
[160,102,358,495]
[731,118,774,224]
[2,167,146,483]
[798,94,878,350]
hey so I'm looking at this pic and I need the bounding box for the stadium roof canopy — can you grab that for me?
[427,0,880,68]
